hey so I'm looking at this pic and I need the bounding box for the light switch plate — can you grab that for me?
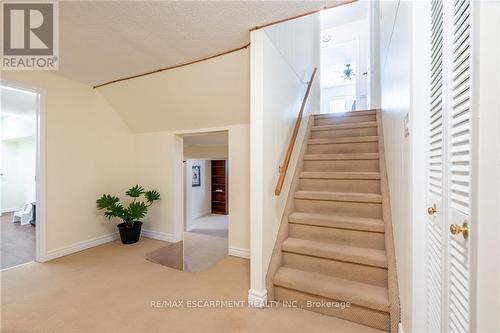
[404,113,410,137]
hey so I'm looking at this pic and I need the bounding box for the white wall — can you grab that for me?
[185,159,212,230]
[99,48,249,133]
[183,145,228,160]
[1,114,36,140]
[0,138,36,212]
[377,0,413,331]
[1,71,136,256]
[1,110,37,212]
[250,13,319,295]
[97,49,251,251]
[2,49,251,261]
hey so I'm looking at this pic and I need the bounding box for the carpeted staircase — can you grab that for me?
[269,109,399,332]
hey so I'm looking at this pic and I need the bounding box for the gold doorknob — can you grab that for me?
[427,204,438,216]
[450,222,469,239]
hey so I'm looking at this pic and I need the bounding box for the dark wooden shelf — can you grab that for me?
[211,160,228,215]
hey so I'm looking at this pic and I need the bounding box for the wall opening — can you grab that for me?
[320,1,371,113]
[0,84,39,269]
[182,131,229,272]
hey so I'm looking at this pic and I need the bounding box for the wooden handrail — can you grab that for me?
[275,67,317,196]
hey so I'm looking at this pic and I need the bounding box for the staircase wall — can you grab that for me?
[249,14,319,296]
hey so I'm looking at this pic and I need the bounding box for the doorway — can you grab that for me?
[0,84,40,269]
[319,1,371,113]
[182,131,229,272]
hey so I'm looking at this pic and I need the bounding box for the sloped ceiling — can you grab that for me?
[58,1,347,86]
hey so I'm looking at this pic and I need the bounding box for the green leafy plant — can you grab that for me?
[96,185,160,227]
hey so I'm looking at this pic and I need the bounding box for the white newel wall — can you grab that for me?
[249,14,319,306]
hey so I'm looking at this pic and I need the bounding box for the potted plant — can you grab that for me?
[96,185,160,244]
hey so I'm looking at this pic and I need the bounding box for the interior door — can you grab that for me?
[426,1,445,331]
[426,0,473,332]
[445,0,472,331]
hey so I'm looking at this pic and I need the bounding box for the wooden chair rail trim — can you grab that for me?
[275,67,317,196]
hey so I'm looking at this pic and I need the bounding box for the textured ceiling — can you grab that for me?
[58,1,347,86]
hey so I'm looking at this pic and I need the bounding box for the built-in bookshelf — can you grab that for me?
[211,160,228,215]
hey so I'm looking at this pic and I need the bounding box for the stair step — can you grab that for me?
[307,140,379,154]
[303,153,380,173]
[274,287,390,331]
[274,267,389,312]
[310,124,378,139]
[295,191,382,203]
[308,136,378,145]
[300,172,380,180]
[304,153,379,161]
[299,174,381,193]
[282,252,388,288]
[315,113,377,126]
[289,212,384,232]
[314,110,377,118]
[283,238,388,268]
[311,121,377,132]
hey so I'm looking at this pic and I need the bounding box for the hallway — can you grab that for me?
[184,214,228,272]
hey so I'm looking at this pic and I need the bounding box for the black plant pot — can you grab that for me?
[117,221,143,244]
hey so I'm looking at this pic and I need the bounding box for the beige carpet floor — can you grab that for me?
[183,230,227,272]
[145,241,184,270]
[1,237,383,333]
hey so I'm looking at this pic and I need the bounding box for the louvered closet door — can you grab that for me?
[426,0,445,332]
[445,0,472,331]
[426,0,473,332]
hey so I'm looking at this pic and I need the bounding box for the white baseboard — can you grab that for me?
[142,229,179,243]
[248,289,267,308]
[228,246,250,259]
[2,207,21,214]
[42,232,119,262]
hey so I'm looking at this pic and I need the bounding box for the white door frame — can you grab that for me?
[173,126,230,248]
[0,79,47,263]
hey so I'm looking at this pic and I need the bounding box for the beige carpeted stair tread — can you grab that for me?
[289,212,384,232]
[314,110,377,118]
[309,136,379,145]
[303,153,380,161]
[295,191,383,203]
[282,238,388,268]
[311,121,378,131]
[300,171,381,180]
[274,267,390,312]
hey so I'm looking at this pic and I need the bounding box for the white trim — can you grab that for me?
[0,260,35,272]
[1,207,22,214]
[398,322,404,333]
[41,232,119,262]
[248,288,267,308]
[228,246,250,259]
[141,229,180,243]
